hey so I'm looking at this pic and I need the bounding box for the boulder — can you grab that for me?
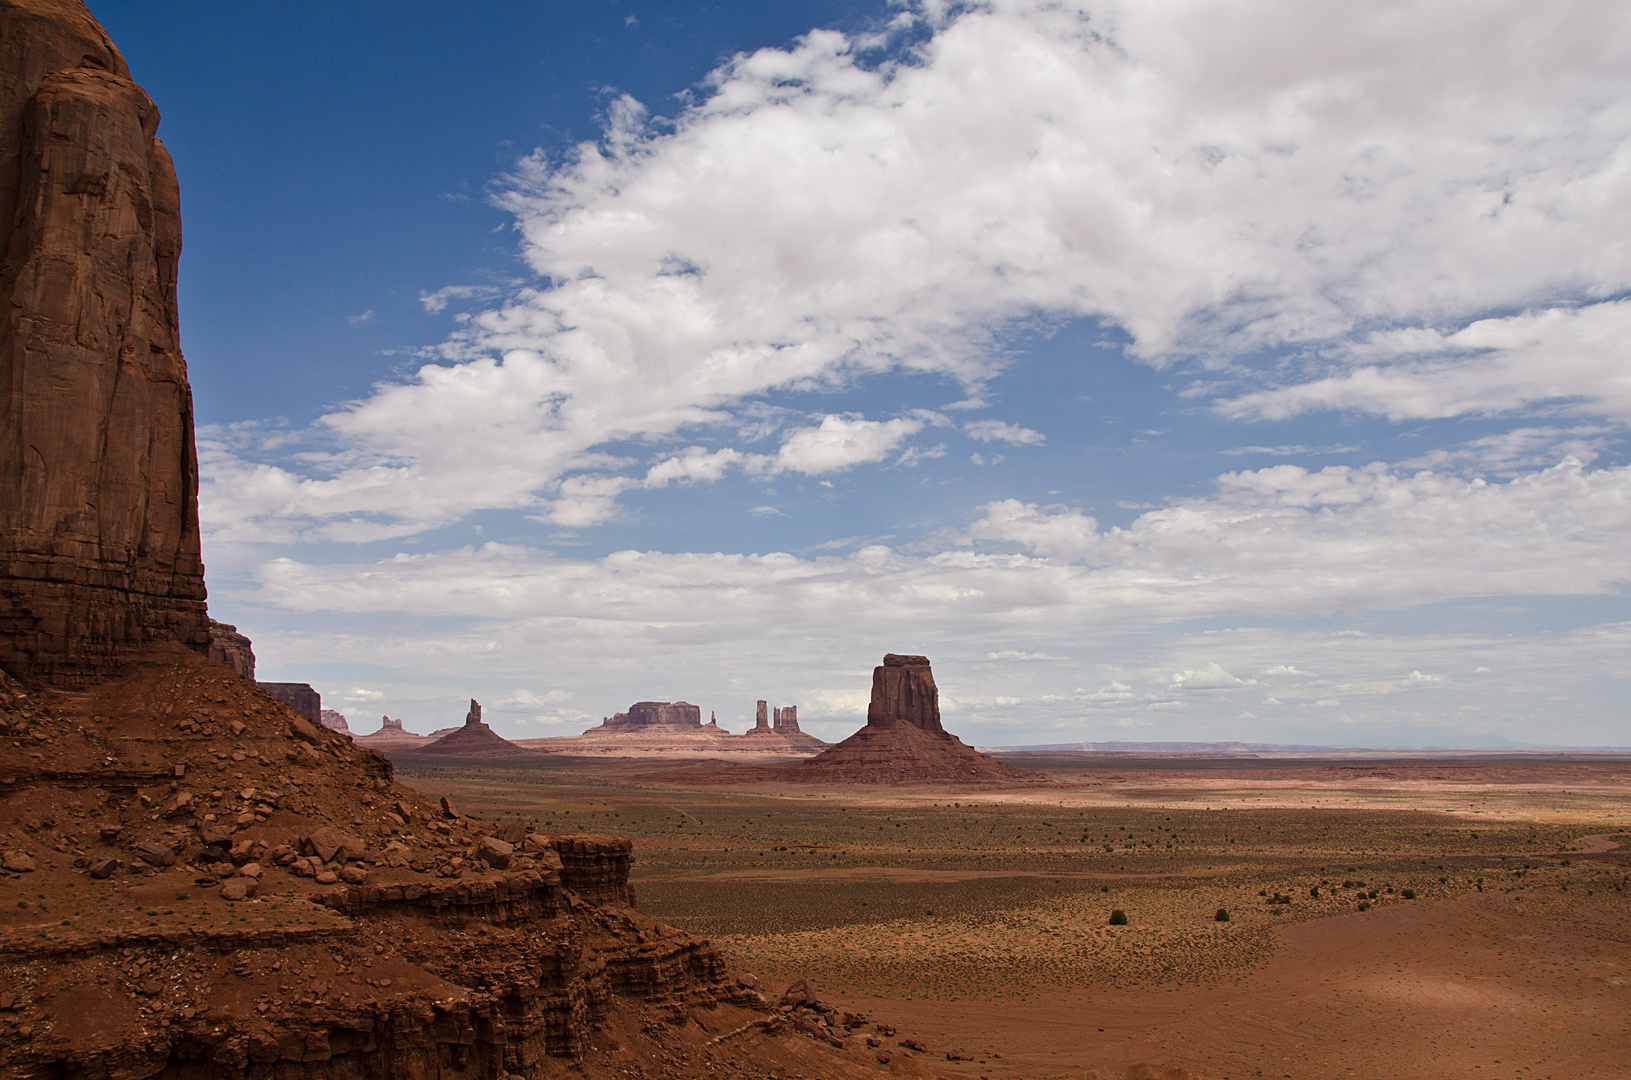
[303,826,365,863]
[477,836,513,869]
[2,850,36,873]
[219,879,255,901]
[86,857,118,879]
[134,842,174,866]
[289,716,321,745]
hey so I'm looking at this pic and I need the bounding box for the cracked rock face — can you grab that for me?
[0,0,208,687]
[864,654,942,734]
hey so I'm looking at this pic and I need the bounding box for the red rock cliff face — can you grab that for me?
[865,653,942,733]
[0,0,208,685]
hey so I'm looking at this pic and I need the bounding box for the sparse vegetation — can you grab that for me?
[397,759,1626,1003]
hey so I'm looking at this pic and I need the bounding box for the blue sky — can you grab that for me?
[91,1,1631,746]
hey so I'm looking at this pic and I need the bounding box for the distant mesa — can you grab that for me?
[352,713,434,752]
[318,708,350,734]
[416,698,527,757]
[785,654,1029,784]
[588,700,704,734]
[511,696,827,755]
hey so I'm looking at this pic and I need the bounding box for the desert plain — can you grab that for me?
[396,751,1631,1080]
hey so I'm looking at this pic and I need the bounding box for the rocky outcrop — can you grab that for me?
[784,654,1029,784]
[318,708,349,734]
[206,618,255,679]
[0,643,767,1078]
[0,0,208,686]
[259,681,320,722]
[413,698,527,757]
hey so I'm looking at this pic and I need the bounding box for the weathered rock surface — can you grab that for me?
[866,654,943,733]
[0,0,208,686]
[784,654,1029,784]
[258,681,320,721]
[318,708,349,733]
[206,619,255,679]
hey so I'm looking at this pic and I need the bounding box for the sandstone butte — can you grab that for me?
[0,5,877,1076]
[782,654,1033,784]
[407,698,528,758]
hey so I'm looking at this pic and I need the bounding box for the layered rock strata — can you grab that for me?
[318,709,349,734]
[0,644,781,1077]
[0,0,208,685]
[785,654,1029,784]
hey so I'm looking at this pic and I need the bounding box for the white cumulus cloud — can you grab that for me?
[200,0,1631,539]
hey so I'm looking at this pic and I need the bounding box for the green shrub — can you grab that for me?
[1357,900,1371,911]
[1401,888,1415,899]
[1108,909,1128,926]
[1215,908,1230,922]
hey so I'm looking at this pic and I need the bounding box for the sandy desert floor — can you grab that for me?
[396,753,1631,1079]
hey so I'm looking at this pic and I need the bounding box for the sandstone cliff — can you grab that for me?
[0,0,208,685]
[206,619,255,680]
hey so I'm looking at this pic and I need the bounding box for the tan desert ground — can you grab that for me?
[395,750,1631,1080]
